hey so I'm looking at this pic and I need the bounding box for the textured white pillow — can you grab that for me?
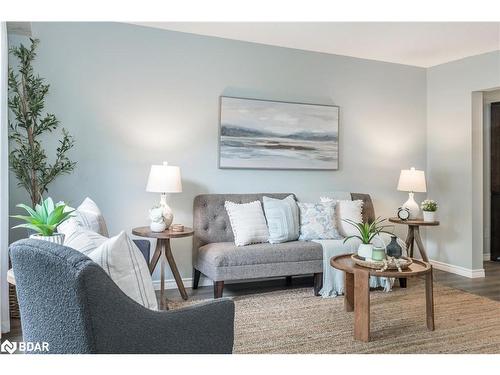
[321,197,364,237]
[64,228,157,310]
[58,197,109,237]
[225,200,269,246]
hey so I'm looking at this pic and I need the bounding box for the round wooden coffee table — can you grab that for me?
[330,254,434,342]
[132,226,193,310]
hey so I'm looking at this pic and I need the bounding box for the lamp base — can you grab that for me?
[160,194,174,228]
[402,192,420,219]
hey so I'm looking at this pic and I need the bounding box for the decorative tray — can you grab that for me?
[351,254,413,271]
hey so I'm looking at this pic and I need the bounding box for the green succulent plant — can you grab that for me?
[11,197,74,236]
[343,217,394,245]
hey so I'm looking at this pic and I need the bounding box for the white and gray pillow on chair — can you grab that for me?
[224,200,269,246]
[263,195,299,244]
[64,228,158,310]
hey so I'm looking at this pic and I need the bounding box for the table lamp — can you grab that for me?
[146,161,182,230]
[397,167,426,219]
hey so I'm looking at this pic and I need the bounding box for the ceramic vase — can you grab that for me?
[386,235,402,258]
[29,232,65,245]
[357,243,373,260]
[150,221,167,232]
[423,211,436,222]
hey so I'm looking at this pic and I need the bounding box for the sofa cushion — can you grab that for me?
[198,241,323,267]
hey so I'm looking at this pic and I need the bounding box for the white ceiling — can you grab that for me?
[133,22,500,67]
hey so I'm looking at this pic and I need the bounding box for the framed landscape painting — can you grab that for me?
[219,96,339,170]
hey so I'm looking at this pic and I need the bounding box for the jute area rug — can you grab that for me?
[172,280,500,354]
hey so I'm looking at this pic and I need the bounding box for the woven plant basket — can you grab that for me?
[9,284,20,319]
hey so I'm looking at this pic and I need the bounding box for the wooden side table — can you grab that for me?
[331,254,434,342]
[132,226,193,310]
[388,217,439,262]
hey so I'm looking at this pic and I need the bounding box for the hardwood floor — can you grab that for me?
[3,261,499,346]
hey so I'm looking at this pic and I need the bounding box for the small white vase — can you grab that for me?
[358,243,374,260]
[150,221,167,233]
[29,233,65,245]
[423,211,436,222]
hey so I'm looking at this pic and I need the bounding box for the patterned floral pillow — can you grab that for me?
[298,202,341,240]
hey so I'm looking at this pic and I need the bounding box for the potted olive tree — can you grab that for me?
[8,38,76,208]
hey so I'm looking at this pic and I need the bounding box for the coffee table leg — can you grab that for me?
[345,272,354,312]
[425,269,435,331]
[354,269,370,342]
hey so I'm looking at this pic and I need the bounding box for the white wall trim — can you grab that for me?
[430,259,485,278]
[483,252,491,261]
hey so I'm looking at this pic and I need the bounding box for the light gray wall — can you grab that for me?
[426,51,500,271]
[483,89,500,258]
[8,22,427,284]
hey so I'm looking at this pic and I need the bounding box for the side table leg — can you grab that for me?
[344,272,354,312]
[159,241,168,310]
[425,269,435,331]
[354,270,370,342]
[149,239,162,274]
[414,227,430,262]
[165,239,189,300]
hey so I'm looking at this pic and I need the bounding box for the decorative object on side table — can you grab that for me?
[146,161,182,229]
[148,206,167,232]
[397,167,427,219]
[132,226,193,310]
[342,217,393,261]
[421,199,438,222]
[11,197,74,245]
[397,206,410,221]
[386,235,403,258]
[8,39,76,208]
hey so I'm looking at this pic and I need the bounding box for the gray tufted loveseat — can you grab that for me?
[192,193,375,298]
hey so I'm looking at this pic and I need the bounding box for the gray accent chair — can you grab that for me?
[192,193,375,298]
[9,239,235,354]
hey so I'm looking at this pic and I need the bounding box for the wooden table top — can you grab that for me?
[132,226,194,239]
[330,253,431,278]
[389,217,440,226]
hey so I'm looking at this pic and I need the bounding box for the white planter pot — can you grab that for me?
[29,233,65,245]
[423,211,436,222]
[358,243,374,260]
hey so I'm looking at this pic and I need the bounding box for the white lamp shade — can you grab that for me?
[397,167,427,193]
[146,162,182,193]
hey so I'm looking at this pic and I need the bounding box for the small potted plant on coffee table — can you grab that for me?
[421,199,438,222]
[11,197,74,245]
[343,217,394,261]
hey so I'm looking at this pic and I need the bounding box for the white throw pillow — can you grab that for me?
[225,200,269,246]
[321,197,364,237]
[64,228,157,310]
[58,197,109,237]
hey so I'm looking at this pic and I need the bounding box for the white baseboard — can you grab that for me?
[430,259,485,278]
[483,253,491,261]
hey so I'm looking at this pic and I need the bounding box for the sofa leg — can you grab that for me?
[214,281,224,298]
[399,278,407,288]
[193,269,201,289]
[313,273,323,296]
[285,276,292,286]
